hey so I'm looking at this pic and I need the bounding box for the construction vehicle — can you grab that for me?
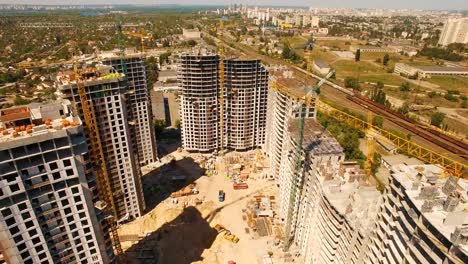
[170,184,198,198]
[218,190,226,202]
[233,182,248,190]
[223,231,240,243]
[214,224,226,233]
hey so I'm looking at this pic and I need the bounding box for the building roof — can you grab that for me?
[269,65,318,99]
[390,164,468,256]
[0,100,81,147]
[415,66,468,73]
[288,118,344,155]
[314,60,330,69]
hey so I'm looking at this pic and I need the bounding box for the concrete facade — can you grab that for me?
[57,65,145,223]
[365,165,468,264]
[178,53,268,152]
[438,18,468,46]
[0,101,113,264]
[100,52,158,166]
[224,59,268,151]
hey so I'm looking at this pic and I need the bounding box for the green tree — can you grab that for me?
[383,53,390,66]
[187,40,197,47]
[372,115,384,128]
[13,96,30,106]
[344,77,360,90]
[282,44,292,59]
[399,82,411,92]
[175,119,181,129]
[398,102,410,115]
[355,49,361,62]
[430,112,445,127]
[153,119,166,138]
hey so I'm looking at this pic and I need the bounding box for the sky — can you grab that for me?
[0,0,467,10]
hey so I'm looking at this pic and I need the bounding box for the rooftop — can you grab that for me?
[269,65,319,99]
[390,164,468,256]
[314,60,330,69]
[414,65,468,72]
[0,100,81,147]
[288,118,344,155]
[98,48,145,60]
[56,64,124,87]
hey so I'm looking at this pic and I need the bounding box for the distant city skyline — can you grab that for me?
[0,0,467,11]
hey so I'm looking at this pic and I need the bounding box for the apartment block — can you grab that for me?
[224,59,268,150]
[178,53,220,152]
[264,68,316,180]
[100,51,158,166]
[296,162,381,264]
[0,101,113,264]
[178,53,268,152]
[277,119,345,235]
[438,18,468,46]
[57,65,145,222]
[365,164,468,264]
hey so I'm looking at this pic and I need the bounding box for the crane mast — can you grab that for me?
[73,63,123,256]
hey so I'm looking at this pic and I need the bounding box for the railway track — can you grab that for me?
[348,94,468,158]
[217,35,468,160]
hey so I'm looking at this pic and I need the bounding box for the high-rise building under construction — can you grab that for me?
[178,52,268,152]
[0,101,114,264]
[57,65,145,223]
[100,51,158,166]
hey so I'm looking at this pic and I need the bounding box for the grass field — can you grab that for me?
[425,76,468,93]
[315,39,365,51]
[359,74,406,86]
[332,60,386,76]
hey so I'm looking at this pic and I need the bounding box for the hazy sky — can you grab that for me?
[0,0,467,10]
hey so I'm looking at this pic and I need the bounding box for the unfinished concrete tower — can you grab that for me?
[178,53,268,152]
[100,52,158,166]
[178,53,220,152]
[224,59,268,150]
[0,101,114,264]
[57,65,145,223]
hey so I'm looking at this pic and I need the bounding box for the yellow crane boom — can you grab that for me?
[73,64,123,255]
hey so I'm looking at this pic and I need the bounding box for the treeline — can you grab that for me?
[419,47,465,61]
[317,112,366,167]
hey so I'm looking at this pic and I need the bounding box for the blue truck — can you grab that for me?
[218,190,225,202]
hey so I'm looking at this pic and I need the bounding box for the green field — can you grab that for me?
[358,74,406,86]
[315,39,365,51]
[425,76,468,93]
[332,60,386,76]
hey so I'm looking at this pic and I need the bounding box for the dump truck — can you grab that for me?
[223,231,240,243]
[233,182,248,190]
[170,184,198,198]
[218,190,225,202]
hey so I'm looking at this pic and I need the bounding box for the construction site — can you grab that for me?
[116,148,295,264]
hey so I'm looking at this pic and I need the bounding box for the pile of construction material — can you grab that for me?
[194,154,216,176]
[242,195,281,239]
[170,183,198,198]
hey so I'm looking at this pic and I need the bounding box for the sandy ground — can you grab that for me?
[118,149,281,264]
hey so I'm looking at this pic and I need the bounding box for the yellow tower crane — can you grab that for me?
[122,30,152,52]
[218,18,227,153]
[73,62,123,256]
[365,111,375,177]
